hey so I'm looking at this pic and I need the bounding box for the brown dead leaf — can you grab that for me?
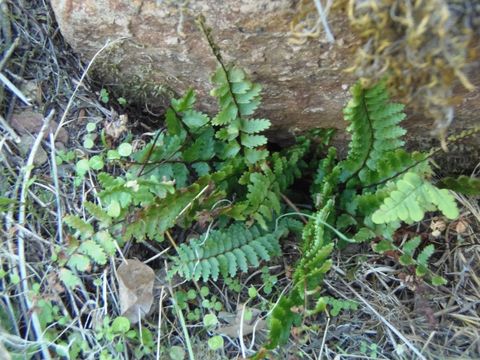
[104,113,128,142]
[430,218,446,238]
[216,304,266,338]
[116,259,155,324]
[455,218,469,235]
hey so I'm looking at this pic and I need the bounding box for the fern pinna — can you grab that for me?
[265,81,459,350]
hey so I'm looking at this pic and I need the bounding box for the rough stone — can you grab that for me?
[18,134,48,166]
[50,0,479,152]
[10,110,69,145]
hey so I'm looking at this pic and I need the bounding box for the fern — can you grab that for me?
[266,200,335,348]
[264,80,460,350]
[375,237,446,284]
[64,215,94,239]
[437,175,480,196]
[83,201,112,228]
[124,170,231,242]
[211,65,269,162]
[227,137,310,228]
[340,81,406,182]
[58,29,463,354]
[170,224,285,281]
[371,172,459,224]
[63,214,117,281]
[325,296,358,316]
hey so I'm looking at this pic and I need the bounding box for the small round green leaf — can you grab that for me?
[86,122,96,132]
[248,286,257,298]
[107,150,120,160]
[83,137,94,149]
[200,286,209,297]
[118,143,132,157]
[208,335,224,351]
[203,313,218,328]
[111,316,130,334]
[187,289,197,300]
[75,159,90,176]
[169,346,185,360]
[89,155,104,170]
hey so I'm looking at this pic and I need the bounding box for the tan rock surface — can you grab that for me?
[50,0,478,156]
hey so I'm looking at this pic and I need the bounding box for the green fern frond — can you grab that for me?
[294,200,335,292]
[209,64,267,162]
[229,139,309,228]
[171,88,196,113]
[402,236,421,256]
[266,296,300,349]
[265,202,335,349]
[371,172,459,224]
[437,175,480,196]
[211,66,261,125]
[171,224,284,281]
[359,149,429,186]
[64,215,94,239]
[78,240,107,265]
[124,170,230,242]
[84,201,111,228]
[240,119,271,134]
[340,81,406,182]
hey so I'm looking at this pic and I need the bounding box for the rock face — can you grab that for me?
[51,0,479,151]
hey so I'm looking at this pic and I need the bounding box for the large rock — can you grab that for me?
[51,0,478,160]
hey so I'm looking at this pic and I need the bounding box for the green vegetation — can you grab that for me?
[55,52,467,358]
[2,8,479,360]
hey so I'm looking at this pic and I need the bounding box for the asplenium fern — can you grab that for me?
[59,18,467,356]
[371,172,458,224]
[265,80,460,350]
[437,175,480,196]
[61,19,311,287]
[171,224,285,281]
[62,204,118,284]
[340,80,406,182]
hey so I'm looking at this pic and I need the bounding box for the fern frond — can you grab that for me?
[294,200,335,292]
[340,81,406,182]
[64,215,94,239]
[437,175,480,196]
[209,65,267,163]
[171,224,284,281]
[78,240,107,265]
[124,170,230,242]
[171,88,196,113]
[359,149,429,186]
[240,119,271,134]
[266,296,300,349]
[266,202,335,349]
[84,201,112,228]
[371,172,459,224]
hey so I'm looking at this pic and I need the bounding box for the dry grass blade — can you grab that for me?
[16,109,55,360]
